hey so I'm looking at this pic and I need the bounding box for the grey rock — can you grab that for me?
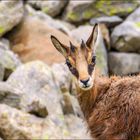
[61,93,75,115]
[0,0,24,37]
[0,39,21,80]
[0,104,48,139]
[28,0,68,17]
[7,61,63,117]
[52,63,72,92]
[108,52,140,75]
[90,16,123,28]
[70,25,108,76]
[65,115,91,139]
[52,63,82,116]
[70,95,84,118]
[0,38,10,50]
[111,7,140,53]
[0,82,21,108]
[1,61,91,139]
[64,0,138,24]
[25,4,74,36]
[0,64,4,81]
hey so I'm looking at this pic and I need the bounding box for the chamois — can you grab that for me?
[51,24,140,140]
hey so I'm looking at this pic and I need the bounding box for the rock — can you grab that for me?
[55,20,76,30]
[7,7,78,65]
[0,82,21,108]
[7,61,62,117]
[0,101,90,139]
[90,16,123,28]
[0,104,48,139]
[61,93,75,115]
[0,0,24,37]
[25,5,75,35]
[52,63,83,117]
[52,63,72,92]
[111,7,140,53]
[0,38,10,50]
[108,52,140,75]
[65,115,91,139]
[63,1,94,24]
[28,0,68,17]
[70,25,108,76]
[0,64,4,81]
[0,39,21,80]
[64,0,138,24]
[52,63,82,116]
[70,95,84,118]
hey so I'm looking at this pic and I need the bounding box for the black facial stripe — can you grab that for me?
[88,64,95,75]
[70,68,79,78]
[66,59,79,78]
[88,55,96,75]
[92,55,96,63]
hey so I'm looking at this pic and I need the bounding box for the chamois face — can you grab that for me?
[51,24,100,90]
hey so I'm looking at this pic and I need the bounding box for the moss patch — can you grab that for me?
[135,22,140,28]
[67,11,78,21]
[83,9,94,19]
[0,26,5,36]
[42,7,49,14]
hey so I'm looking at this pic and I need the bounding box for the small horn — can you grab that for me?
[81,39,86,49]
[70,41,75,52]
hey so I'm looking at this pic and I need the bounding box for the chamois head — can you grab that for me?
[51,24,101,90]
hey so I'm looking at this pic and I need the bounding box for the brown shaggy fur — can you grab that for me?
[77,75,140,140]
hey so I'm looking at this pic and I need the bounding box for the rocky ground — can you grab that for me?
[0,0,140,139]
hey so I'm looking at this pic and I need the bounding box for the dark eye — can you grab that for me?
[91,56,96,64]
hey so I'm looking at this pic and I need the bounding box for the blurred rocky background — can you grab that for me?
[0,0,140,139]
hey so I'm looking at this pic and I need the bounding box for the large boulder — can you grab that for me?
[7,6,78,65]
[0,104,91,139]
[111,7,140,53]
[7,61,63,117]
[28,0,68,17]
[0,104,71,139]
[70,25,108,76]
[108,52,140,75]
[0,39,21,80]
[0,104,46,139]
[52,63,83,117]
[4,61,91,139]
[63,0,138,24]
[25,5,75,35]
[0,0,24,37]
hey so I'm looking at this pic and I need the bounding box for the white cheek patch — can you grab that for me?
[87,77,93,87]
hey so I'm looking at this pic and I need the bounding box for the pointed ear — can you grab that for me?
[86,23,101,52]
[51,35,69,57]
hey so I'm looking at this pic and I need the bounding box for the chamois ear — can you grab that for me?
[51,35,69,57]
[86,23,101,53]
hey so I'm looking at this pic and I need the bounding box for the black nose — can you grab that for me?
[80,78,89,85]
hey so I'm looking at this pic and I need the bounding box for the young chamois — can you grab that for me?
[51,24,140,140]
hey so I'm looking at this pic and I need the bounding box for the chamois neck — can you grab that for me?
[77,76,111,120]
[77,84,98,119]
